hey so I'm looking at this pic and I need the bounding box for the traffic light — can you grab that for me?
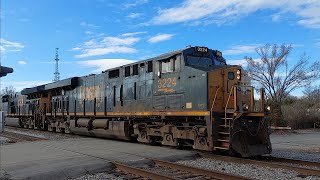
[0,66,13,77]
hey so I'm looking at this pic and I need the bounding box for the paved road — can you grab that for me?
[0,138,196,180]
[271,130,320,151]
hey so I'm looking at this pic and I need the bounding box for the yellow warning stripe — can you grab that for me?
[9,111,210,117]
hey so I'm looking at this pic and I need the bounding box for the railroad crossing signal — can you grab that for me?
[0,66,13,77]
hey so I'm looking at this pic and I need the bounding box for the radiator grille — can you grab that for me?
[153,95,166,110]
[167,94,182,109]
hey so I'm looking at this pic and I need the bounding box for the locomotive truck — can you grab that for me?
[3,46,272,157]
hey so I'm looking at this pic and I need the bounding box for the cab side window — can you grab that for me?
[161,59,173,73]
[160,55,181,74]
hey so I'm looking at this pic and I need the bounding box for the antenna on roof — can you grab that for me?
[53,48,60,82]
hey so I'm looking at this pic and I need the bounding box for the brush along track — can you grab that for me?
[113,159,248,180]
[0,131,47,142]
[200,153,320,177]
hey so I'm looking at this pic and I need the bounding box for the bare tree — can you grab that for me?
[1,86,16,95]
[282,86,320,129]
[245,44,320,126]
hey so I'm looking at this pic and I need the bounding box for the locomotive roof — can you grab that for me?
[21,77,79,95]
[21,85,45,95]
[102,47,189,73]
[149,47,188,61]
[21,46,228,95]
[44,77,79,90]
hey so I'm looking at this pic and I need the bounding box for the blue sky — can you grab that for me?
[1,0,319,95]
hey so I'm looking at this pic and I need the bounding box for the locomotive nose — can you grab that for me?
[230,117,272,157]
[208,66,271,157]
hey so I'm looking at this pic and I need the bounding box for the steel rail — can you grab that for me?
[0,131,46,142]
[0,133,25,142]
[262,156,320,168]
[113,161,179,180]
[153,159,249,180]
[201,153,320,177]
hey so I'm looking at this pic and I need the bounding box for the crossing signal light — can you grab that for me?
[0,66,13,77]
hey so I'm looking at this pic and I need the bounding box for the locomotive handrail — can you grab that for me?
[210,87,221,122]
[224,86,234,126]
[210,87,221,112]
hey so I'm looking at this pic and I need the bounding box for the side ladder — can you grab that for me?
[214,86,235,151]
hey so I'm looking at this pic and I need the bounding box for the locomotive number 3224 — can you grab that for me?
[158,77,177,89]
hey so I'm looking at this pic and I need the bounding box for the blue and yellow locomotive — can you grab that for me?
[3,46,271,157]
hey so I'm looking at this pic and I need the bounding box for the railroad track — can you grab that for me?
[0,131,47,142]
[261,156,320,168]
[113,159,248,180]
[200,153,320,177]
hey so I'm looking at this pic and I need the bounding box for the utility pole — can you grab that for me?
[53,48,60,82]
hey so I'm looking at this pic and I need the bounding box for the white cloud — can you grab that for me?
[148,33,174,43]
[74,35,140,58]
[224,44,261,55]
[78,59,136,73]
[18,60,27,65]
[1,80,51,92]
[121,31,147,37]
[124,0,148,8]
[102,36,140,46]
[271,13,281,22]
[150,0,320,28]
[126,13,142,19]
[76,46,137,58]
[227,59,248,66]
[227,58,260,66]
[315,39,320,48]
[0,38,25,53]
[40,61,72,64]
[70,47,81,51]
[80,21,99,28]
[85,31,93,35]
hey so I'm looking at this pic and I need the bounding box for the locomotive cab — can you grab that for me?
[183,47,271,157]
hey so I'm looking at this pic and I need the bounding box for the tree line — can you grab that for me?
[245,44,320,128]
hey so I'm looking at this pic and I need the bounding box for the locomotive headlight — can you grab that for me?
[243,103,249,111]
[236,70,241,75]
[237,75,241,80]
[266,106,271,111]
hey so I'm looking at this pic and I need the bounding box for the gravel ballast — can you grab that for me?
[177,158,319,180]
[272,149,320,163]
[2,126,80,142]
[72,173,124,180]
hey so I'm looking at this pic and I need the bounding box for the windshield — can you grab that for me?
[186,56,213,66]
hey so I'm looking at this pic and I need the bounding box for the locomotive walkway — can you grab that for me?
[0,137,196,180]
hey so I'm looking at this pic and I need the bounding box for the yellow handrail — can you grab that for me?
[210,87,221,122]
[224,86,234,126]
[210,87,221,112]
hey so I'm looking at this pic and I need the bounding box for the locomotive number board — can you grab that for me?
[196,46,208,53]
